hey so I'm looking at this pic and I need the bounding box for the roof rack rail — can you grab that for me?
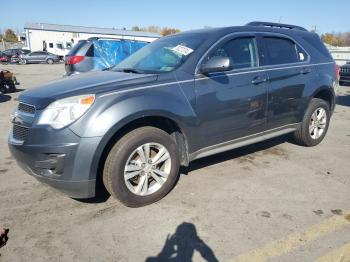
[246,21,308,32]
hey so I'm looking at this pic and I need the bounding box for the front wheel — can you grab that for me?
[103,127,180,207]
[293,98,330,146]
[46,58,54,64]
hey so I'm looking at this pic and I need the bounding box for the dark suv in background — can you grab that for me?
[9,22,337,207]
[340,61,350,86]
[64,37,149,76]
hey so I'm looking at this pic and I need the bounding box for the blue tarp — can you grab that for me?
[92,39,147,70]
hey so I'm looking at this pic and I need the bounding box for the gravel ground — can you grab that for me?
[0,64,350,262]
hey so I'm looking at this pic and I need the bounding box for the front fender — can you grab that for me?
[71,87,197,137]
[69,86,198,181]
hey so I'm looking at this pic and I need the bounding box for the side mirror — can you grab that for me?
[200,56,231,74]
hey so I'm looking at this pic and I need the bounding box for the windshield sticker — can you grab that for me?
[172,45,194,56]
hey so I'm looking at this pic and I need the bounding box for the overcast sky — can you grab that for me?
[1,0,349,34]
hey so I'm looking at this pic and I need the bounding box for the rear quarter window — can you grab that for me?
[302,34,333,60]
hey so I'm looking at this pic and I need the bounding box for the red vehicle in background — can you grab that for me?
[0,52,10,65]
[0,49,31,64]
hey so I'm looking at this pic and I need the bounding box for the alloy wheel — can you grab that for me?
[309,107,327,139]
[124,143,171,196]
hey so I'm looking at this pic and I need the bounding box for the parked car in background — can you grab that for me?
[64,38,148,75]
[20,51,60,64]
[339,61,350,86]
[0,49,30,64]
[9,22,337,207]
[0,52,9,64]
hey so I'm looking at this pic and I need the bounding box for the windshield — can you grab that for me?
[112,34,205,73]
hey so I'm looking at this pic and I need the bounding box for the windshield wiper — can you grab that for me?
[114,68,144,74]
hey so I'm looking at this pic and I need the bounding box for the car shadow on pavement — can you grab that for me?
[336,93,350,107]
[79,135,290,204]
[0,94,11,103]
[145,222,218,262]
[182,135,289,175]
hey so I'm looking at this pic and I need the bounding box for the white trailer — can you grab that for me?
[24,23,160,58]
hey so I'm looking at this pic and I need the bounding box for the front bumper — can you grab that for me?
[340,73,350,84]
[8,127,102,199]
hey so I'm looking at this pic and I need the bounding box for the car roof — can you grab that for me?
[176,25,313,39]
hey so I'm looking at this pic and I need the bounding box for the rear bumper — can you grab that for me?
[8,128,102,199]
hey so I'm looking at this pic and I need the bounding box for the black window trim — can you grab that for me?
[259,32,310,68]
[195,32,260,75]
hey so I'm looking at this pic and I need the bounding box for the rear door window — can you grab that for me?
[263,37,299,65]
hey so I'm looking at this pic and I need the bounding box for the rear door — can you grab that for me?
[260,34,310,129]
[37,51,48,62]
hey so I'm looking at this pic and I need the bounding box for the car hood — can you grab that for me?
[19,70,158,109]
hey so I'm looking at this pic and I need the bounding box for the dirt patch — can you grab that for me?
[345,214,350,222]
[238,155,256,165]
[331,209,343,215]
[264,147,289,159]
[0,169,8,174]
[281,213,293,220]
[257,211,271,218]
[313,210,324,216]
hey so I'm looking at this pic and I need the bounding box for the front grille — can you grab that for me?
[13,124,29,141]
[341,68,350,74]
[18,102,35,114]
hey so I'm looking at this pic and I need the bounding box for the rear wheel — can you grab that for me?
[46,58,54,64]
[293,98,330,146]
[20,59,27,65]
[103,127,180,207]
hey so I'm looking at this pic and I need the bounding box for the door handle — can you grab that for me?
[251,76,267,85]
[300,68,312,75]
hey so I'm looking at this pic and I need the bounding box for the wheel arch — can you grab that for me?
[311,86,335,112]
[90,113,190,193]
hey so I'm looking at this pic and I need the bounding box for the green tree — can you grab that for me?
[130,25,180,36]
[160,27,180,36]
[4,29,17,42]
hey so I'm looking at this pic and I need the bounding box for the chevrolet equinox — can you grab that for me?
[9,22,337,207]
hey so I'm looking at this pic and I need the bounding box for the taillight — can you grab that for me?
[67,55,84,65]
[335,64,340,79]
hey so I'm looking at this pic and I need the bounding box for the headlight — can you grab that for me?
[38,94,95,129]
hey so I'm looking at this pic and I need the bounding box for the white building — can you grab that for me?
[325,43,350,65]
[24,22,160,57]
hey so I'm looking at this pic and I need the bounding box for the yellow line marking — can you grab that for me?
[315,242,350,262]
[230,213,350,262]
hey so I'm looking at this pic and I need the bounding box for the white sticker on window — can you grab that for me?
[299,52,305,61]
[172,45,194,56]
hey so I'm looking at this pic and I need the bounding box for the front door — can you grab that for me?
[195,35,268,149]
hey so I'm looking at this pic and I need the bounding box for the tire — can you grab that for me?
[293,98,330,146]
[7,81,16,92]
[103,126,180,207]
[0,85,6,94]
[20,59,27,65]
[46,58,54,64]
